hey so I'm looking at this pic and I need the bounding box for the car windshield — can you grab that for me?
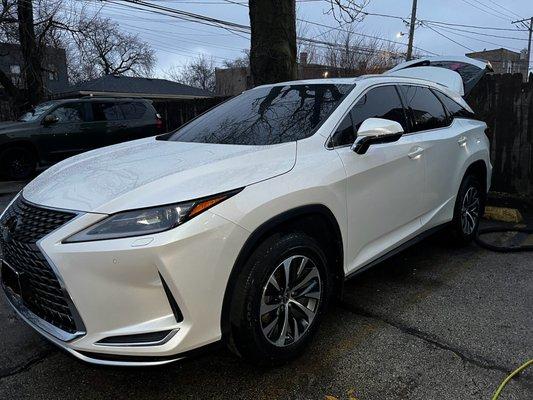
[162,83,353,145]
[18,101,58,122]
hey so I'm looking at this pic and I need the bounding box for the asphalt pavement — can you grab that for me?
[0,192,531,400]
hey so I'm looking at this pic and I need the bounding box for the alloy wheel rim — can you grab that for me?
[461,186,480,235]
[259,255,322,347]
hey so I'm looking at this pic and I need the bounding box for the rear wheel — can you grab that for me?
[0,146,36,180]
[451,174,483,244]
[227,232,331,365]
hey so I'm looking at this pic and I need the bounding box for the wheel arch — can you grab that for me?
[0,140,40,160]
[464,159,488,195]
[220,204,344,338]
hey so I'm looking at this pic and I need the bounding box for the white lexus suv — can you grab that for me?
[1,57,492,366]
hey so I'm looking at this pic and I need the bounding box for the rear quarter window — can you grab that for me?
[119,102,148,120]
[433,90,476,120]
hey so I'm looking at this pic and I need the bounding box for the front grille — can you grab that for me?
[1,196,78,333]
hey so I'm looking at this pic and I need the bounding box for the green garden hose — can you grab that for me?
[491,359,532,399]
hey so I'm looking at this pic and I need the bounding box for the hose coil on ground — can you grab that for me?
[475,227,533,252]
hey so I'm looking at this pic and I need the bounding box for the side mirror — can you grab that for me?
[43,114,59,125]
[351,118,404,155]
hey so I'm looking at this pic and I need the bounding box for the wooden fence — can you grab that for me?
[467,74,533,196]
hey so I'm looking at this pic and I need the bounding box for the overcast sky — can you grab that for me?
[83,0,532,76]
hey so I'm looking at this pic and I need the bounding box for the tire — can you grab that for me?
[0,146,36,180]
[451,174,484,245]
[227,232,331,366]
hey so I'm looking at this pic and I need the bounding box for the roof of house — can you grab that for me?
[57,75,214,99]
[466,48,521,58]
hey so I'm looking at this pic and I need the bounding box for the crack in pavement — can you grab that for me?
[0,349,56,380]
[338,302,513,375]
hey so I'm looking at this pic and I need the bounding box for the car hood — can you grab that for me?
[23,137,296,214]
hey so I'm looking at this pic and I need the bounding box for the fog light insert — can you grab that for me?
[96,329,177,347]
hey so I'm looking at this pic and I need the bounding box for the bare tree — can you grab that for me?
[69,17,155,82]
[326,0,370,23]
[165,54,216,92]
[0,0,85,109]
[223,50,250,69]
[321,27,403,76]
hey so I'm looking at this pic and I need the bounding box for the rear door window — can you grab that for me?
[330,85,407,147]
[399,85,448,132]
[91,102,124,121]
[119,102,147,120]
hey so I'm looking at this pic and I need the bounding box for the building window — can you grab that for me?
[10,65,20,75]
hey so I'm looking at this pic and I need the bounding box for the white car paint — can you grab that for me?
[23,138,296,213]
[1,69,492,366]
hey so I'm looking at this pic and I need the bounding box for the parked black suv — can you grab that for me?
[0,97,164,180]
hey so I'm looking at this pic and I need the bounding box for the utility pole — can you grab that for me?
[512,17,532,79]
[406,0,418,61]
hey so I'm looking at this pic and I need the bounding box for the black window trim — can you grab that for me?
[396,83,451,135]
[326,83,411,149]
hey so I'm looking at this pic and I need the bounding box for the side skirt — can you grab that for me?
[344,222,450,282]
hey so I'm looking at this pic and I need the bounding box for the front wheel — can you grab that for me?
[227,232,331,365]
[451,174,483,244]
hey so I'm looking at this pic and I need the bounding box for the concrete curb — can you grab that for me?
[483,206,523,223]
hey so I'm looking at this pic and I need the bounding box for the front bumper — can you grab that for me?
[1,201,249,366]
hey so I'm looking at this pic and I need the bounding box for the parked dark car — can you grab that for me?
[0,97,164,180]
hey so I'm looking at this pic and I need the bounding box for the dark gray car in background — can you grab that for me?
[0,97,164,180]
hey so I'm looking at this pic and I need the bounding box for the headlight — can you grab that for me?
[64,189,242,243]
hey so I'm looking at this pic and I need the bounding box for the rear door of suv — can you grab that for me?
[87,100,127,148]
[397,84,467,228]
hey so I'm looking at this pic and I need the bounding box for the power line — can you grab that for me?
[424,21,529,41]
[465,0,518,21]
[221,0,437,56]
[110,0,410,59]
[422,23,475,51]
[457,0,512,22]
[418,18,527,32]
[484,0,522,19]
[426,23,522,51]
[296,18,438,55]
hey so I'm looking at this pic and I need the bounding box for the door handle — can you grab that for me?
[408,146,424,159]
[458,136,467,146]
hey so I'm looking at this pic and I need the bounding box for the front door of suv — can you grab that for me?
[331,85,426,273]
[39,102,92,162]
